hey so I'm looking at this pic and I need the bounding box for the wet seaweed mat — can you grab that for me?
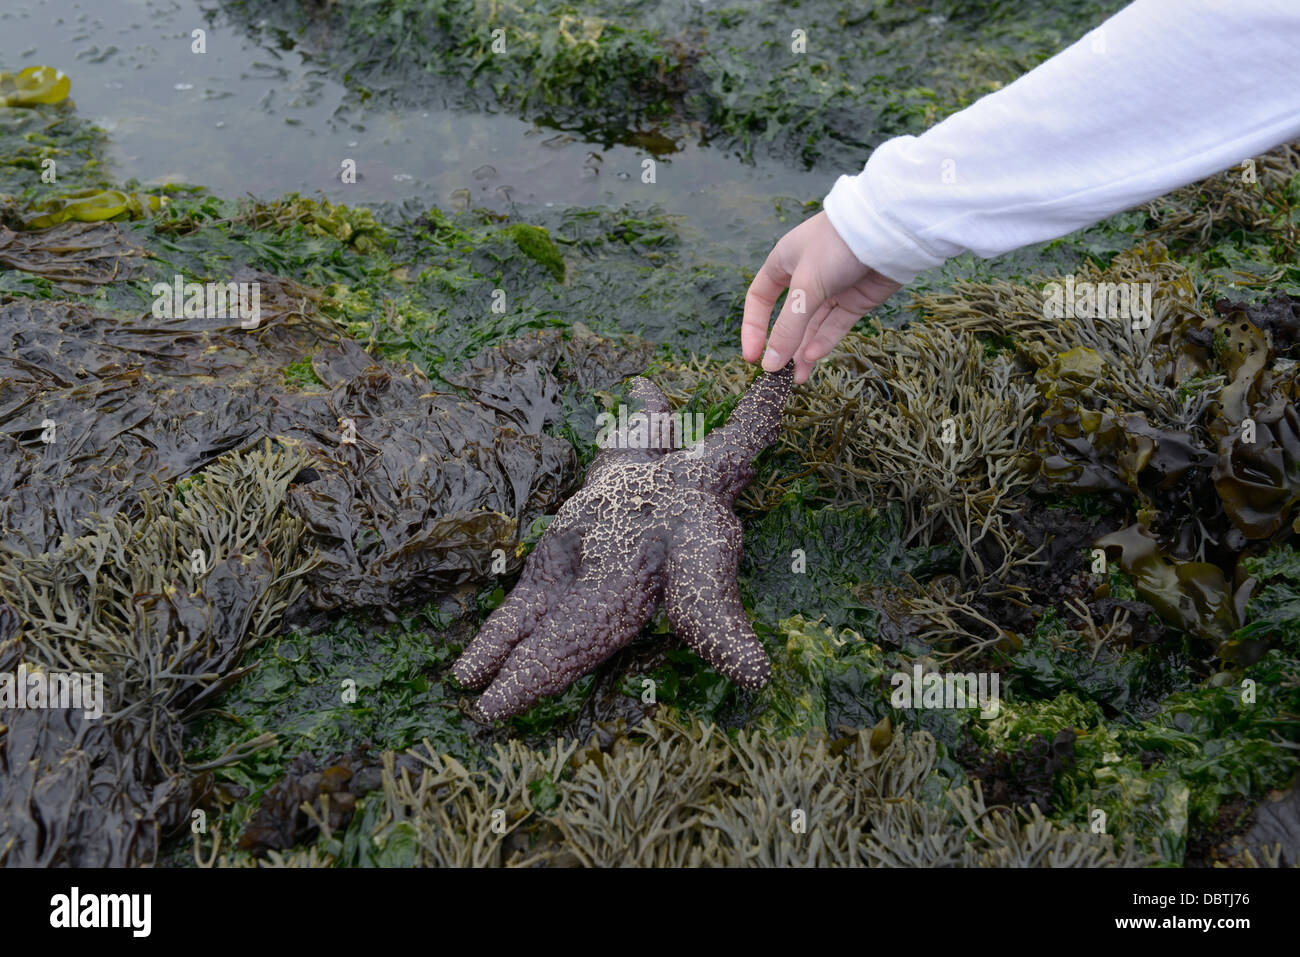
[0,221,146,292]
[203,714,1154,867]
[0,291,656,865]
[648,243,1300,862]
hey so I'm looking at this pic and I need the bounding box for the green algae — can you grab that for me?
[236,192,388,254]
[970,623,1300,862]
[1146,142,1300,299]
[750,616,978,790]
[1056,649,1300,861]
[23,186,165,228]
[495,223,565,282]
[0,102,106,200]
[138,192,750,361]
[619,646,737,722]
[506,675,599,736]
[755,616,889,735]
[283,354,324,389]
[739,495,957,635]
[182,602,476,855]
[1233,542,1300,662]
[1007,608,1198,719]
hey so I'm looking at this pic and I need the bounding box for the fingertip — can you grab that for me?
[760,346,784,373]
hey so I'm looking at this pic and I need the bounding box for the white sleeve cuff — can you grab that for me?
[822,164,952,285]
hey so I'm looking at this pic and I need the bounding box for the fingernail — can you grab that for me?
[762,347,780,371]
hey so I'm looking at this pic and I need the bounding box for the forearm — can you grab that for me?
[823,0,1300,284]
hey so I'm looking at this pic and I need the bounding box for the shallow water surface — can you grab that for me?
[3,0,831,258]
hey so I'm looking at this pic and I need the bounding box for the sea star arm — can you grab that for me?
[688,362,794,505]
[700,362,793,461]
[663,501,770,688]
[470,565,659,721]
[586,376,676,483]
[451,516,585,689]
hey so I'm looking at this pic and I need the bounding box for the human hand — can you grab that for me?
[742,211,903,383]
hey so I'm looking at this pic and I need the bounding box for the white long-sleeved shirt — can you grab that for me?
[823,0,1300,284]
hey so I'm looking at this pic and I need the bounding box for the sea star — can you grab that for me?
[452,362,795,721]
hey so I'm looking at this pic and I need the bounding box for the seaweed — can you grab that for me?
[181,602,476,856]
[0,66,71,107]
[749,616,991,788]
[6,39,1299,869]
[0,442,311,866]
[0,293,664,864]
[962,730,1077,816]
[1008,608,1196,719]
[23,187,165,229]
[1232,542,1300,663]
[1145,142,1300,254]
[755,616,891,737]
[235,750,385,855]
[494,223,566,282]
[0,290,582,614]
[348,714,1152,868]
[235,193,388,254]
[976,647,1300,861]
[906,244,1300,658]
[0,104,107,202]
[0,221,148,293]
[1210,780,1300,867]
[738,496,956,635]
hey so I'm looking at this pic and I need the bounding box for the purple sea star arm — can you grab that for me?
[451,517,585,689]
[664,498,770,688]
[586,377,676,483]
[471,568,658,721]
[625,376,672,418]
[675,362,794,506]
[702,362,793,459]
